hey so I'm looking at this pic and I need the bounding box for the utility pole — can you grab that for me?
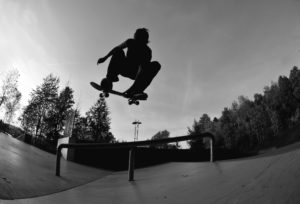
[132,120,142,141]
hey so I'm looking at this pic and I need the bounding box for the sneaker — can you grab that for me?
[124,90,148,100]
[123,88,144,98]
[100,78,113,91]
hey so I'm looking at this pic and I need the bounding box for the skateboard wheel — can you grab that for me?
[129,101,133,105]
[100,93,104,98]
[135,101,140,105]
[104,93,109,97]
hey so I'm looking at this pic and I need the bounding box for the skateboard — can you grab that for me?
[90,82,148,105]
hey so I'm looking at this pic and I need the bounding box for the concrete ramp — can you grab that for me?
[0,133,112,200]
[1,132,300,203]
[0,131,300,204]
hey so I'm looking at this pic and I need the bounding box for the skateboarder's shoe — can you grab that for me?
[123,90,147,99]
[100,78,113,91]
[123,82,145,98]
[125,61,161,95]
[123,89,140,98]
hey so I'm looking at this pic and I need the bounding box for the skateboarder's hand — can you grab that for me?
[97,57,106,65]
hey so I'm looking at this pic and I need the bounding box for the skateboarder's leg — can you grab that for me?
[101,49,125,90]
[106,49,126,82]
[119,63,139,80]
[124,61,161,95]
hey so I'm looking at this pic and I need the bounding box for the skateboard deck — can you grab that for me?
[90,82,148,105]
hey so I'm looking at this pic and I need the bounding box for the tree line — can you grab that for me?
[186,66,300,153]
[17,74,114,145]
[2,66,300,154]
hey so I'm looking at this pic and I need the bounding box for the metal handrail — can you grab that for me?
[56,132,215,181]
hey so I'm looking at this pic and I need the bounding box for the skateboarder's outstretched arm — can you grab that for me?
[97,40,128,65]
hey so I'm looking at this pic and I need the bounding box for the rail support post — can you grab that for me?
[56,146,62,176]
[210,138,214,162]
[128,147,136,181]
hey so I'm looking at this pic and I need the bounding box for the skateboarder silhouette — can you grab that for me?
[96,28,161,97]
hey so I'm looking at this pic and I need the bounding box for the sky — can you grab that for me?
[1,0,300,142]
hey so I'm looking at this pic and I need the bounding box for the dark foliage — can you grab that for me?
[189,66,300,154]
[0,120,9,133]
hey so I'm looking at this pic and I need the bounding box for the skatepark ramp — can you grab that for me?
[2,133,300,203]
[0,133,112,200]
[56,133,215,181]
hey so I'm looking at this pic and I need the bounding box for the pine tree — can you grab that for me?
[20,74,59,136]
[45,86,75,141]
[150,130,178,149]
[188,114,212,150]
[72,109,89,140]
[86,97,115,143]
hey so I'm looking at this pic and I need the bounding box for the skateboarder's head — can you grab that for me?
[134,28,149,44]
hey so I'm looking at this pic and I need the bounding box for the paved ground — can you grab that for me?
[1,132,300,203]
[0,133,111,199]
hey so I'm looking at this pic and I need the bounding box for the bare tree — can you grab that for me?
[0,70,22,123]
